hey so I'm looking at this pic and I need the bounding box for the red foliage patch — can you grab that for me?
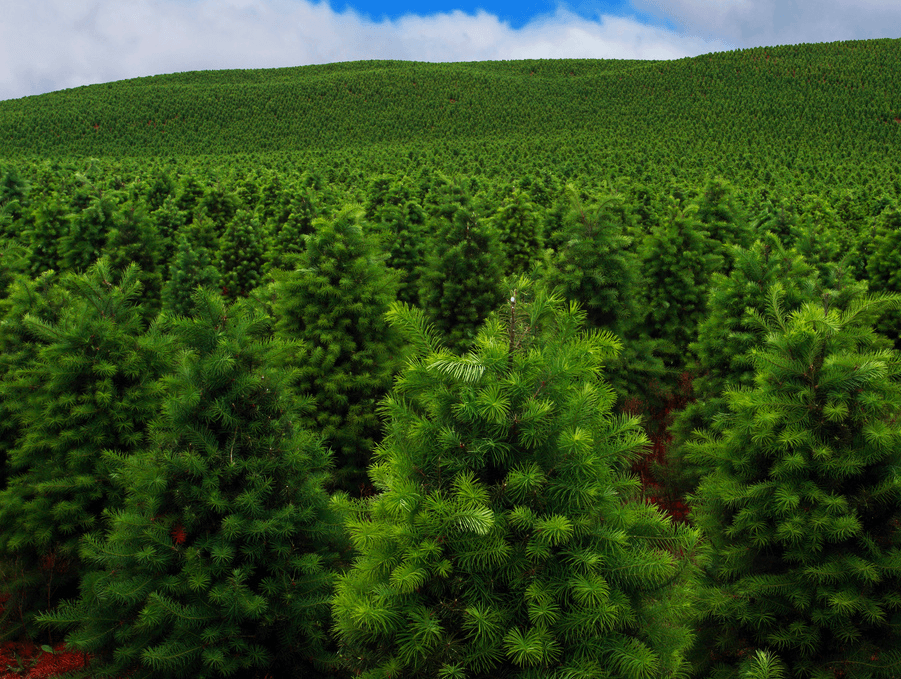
[0,641,91,679]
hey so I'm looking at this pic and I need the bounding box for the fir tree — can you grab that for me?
[418,179,504,351]
[489,188,544,277]
[58,193,118,273]
[865,207,901,348]
[268,206,401,494]
[105,198,165,321]
[23,194,70,278]
[217,209,265,301]
[640,197,723,372]
[0,259,171,640]
[687,290,901,679]
[162,230,221,318]
[37,289,342,679]
[332,283,700,679]
[668,236,867,497]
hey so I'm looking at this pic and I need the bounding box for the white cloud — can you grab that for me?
[629,0,901,47]
[0,0,731,101]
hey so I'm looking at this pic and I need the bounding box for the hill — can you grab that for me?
[0,39,898,179]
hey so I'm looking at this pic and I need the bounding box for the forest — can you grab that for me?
[0,36,900,679]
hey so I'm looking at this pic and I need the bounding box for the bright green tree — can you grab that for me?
[687,291,901,679]
[38,290,342,679]
[333,283,700,679]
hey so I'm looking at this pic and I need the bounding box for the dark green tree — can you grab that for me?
[0,259,171,640]
[418,180,504,351]
[687,291,901,679]
[268,206,401,494]
[865,207,901,348]
[489,188,544,277]
[59,193,119,273]
[217,209,265,301]
[105,198,165,320]
[23,194,70,278]
[332,284,701,679]
[37,289,342,679]
[162,230,221,317]
[640,198,724,372]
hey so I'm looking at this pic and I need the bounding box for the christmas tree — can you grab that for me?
[333,281,700,678]
[38,289,342,678]
[687,289,901,678]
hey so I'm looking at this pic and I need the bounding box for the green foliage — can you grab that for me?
[0,259,171,640]
[668,235,868,496]
[489,187,544,277]
[268,206,402,494]
[216,209,265,300]
[418,178,505,351]
[333,283,700,678]
[37,289,342,679]
[162,230,221,317]
[865,207,901,348]
[687,291,901,678]
[640,198,724,372]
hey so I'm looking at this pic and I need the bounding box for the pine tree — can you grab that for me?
[0,259,171,640]
[332,282,700,679]
[37,289,342,679]
[687,290,901,679]
[668,236,867,497]
[162,230,220,317]
[640,197,724,373]
[58,193,118,273]
[418,180,504,351]
[217,209,265,301]
[269,206,401,494]
[23,193,70,278]
[262,188,320,274]
[489,188,544,277]
[865,207,901,348]
[104,198,164,320]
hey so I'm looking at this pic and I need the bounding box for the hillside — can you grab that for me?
[1,39,898,166]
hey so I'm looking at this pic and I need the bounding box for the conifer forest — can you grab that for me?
[1,37,901,679]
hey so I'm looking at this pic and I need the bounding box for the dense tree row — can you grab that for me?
[0,39,899,201]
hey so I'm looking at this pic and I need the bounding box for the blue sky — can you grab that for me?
[1,0,899,102]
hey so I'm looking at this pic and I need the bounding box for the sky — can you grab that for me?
[1,0,899,102]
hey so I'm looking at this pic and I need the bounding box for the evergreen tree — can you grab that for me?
[543,185,641,332]
[105,198,164,320]
[38,290,342,679]
[489,188,544,277]
[59,193,119,273]
[269,206,401,494]
[262,187,321,274]
[217,209,265,301]
[640,197,723,372]
[418,179,504,351]
[0,259,171,640]
[333,283,700,679]
[23,194,70,278]
[668,236,867,497]
[382,200,427,307]
[687,291,901,679]
[865,207,901,348]
[693,177,754,264]
[162,231,221,317]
